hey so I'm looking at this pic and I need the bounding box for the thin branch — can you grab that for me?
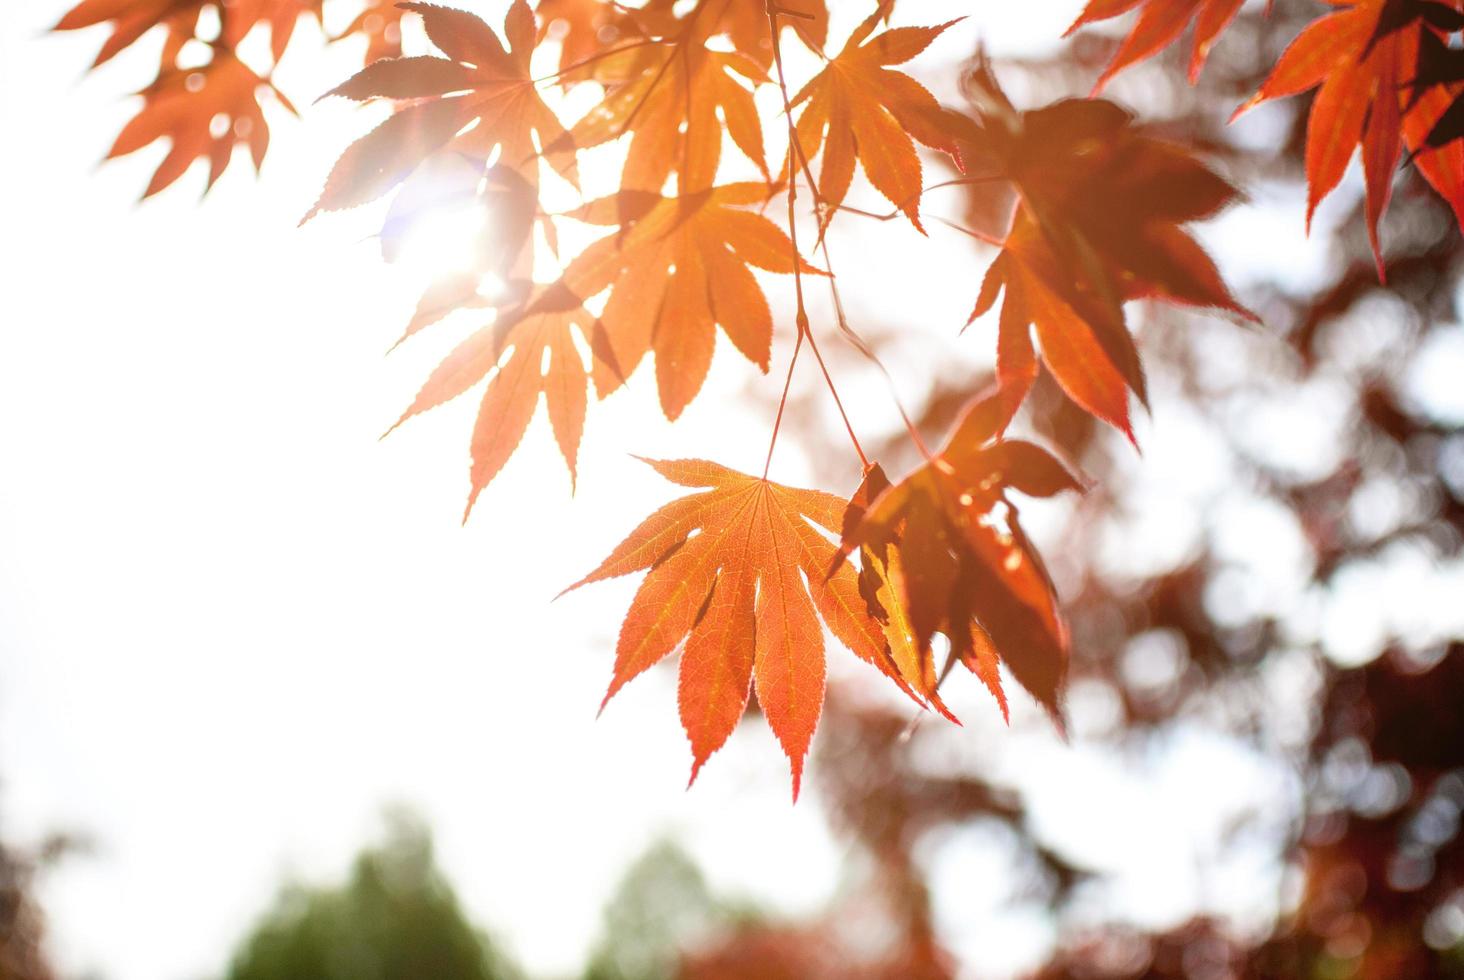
[531,37,660,86]
[834,203,1007,248]
[847,174,1011,223]
[763,0,868,474]
[764,329,805,479]
[772,54,938,462]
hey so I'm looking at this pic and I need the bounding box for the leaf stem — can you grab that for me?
[764,328,804,479]
[530,37,660,86]
[763,0,869,474]
[769,34,936,463]
[834,203,1007,248]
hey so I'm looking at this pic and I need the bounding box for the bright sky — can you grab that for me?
[4,2,1461,979]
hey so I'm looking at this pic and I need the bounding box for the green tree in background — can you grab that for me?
[582,840,751,980]
[224,811,520,980]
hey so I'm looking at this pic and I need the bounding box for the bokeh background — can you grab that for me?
[2,1,1463,978]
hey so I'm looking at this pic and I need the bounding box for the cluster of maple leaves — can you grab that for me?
[58,0,1464,793]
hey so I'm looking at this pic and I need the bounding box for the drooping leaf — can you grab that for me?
[970,91,1254,438]
[789,7,973,231]
[387,283,594,513]
[843,465,962,724]
[636,0,830,69]
[562,183,822,420]
[56,0,319,67]
[1234,0,1464,276]
[1065,0,1251,90]
[839,390,1085,728]
[106,53,281,198]
[567,24,768,193]
[305,1,576,222]
[333,0,408,65]
[54,0,205,69]
[564,458,923,796]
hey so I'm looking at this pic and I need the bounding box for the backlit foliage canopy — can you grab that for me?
[55,0,1464,794]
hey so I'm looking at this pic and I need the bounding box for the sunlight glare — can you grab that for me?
[391,203,487,283]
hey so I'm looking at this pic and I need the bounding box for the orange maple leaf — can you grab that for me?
[842,465,975,725]
[790,6,969,231]
[567,24,768,193]
[305,1,575,222]
[560,184,820,420]
[636,0,830,69]
[838,391,1085,728]
[388,283,594,513]
[1235,0,1464,275]
[564,458,921,796]
[537,0,626,75]
[106,53,287,197]
[1065,0,1251,90]
[333,0,408,66]
[56,0,318,67]
[55,0,204,68]
[970,92,1253,438]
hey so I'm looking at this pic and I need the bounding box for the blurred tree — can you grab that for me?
[224,811,520,980]
[583,840,745,980]
[662,5,1464,977]
[0,834,58,980]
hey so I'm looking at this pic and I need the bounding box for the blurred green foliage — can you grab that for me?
[582,839,752,980]
[223,810,521,980]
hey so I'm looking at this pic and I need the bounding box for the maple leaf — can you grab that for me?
[538,0,633,76]
[1065,0,1251,91]
[388,283,595,513]
[305,1,576,222]
[334,0,408,66]
[636,0,830,69]
[560,183,821,421]
[220,0,321,63]
[969,92,1254,438]
[842,465,967,724]
[789,6,970,231]
[1234,0,1464,276]
[564,458,921,797]
[54,0,205,69]
[107,52,287,198]
[567,21,768,193]
[56,0,319,68]
[838,390,1085,727]
[383,221,641,509]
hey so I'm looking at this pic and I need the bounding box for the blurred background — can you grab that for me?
[2,1,1463,977]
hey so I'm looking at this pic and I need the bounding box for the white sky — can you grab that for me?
[5,2,1452,979]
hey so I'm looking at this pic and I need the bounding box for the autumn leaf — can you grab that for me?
[220,0,321,63]
[54,0,205,69]
[790,5,971,231]
[839,390,1085,728]
[566,21,768,193]
[560,183,821,421]
[538,0,636,76]
[387,283,595,514]
[564,458,922,796]
[969,90,1253,438]
[305,1,575,222]
[106,53,285,198]
[334,0,408,66]
[1234,0,1464,276]
[56,0,319,68]
[636,0,830,69]
[843,465,965,724]
[1065,0,1251,90]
